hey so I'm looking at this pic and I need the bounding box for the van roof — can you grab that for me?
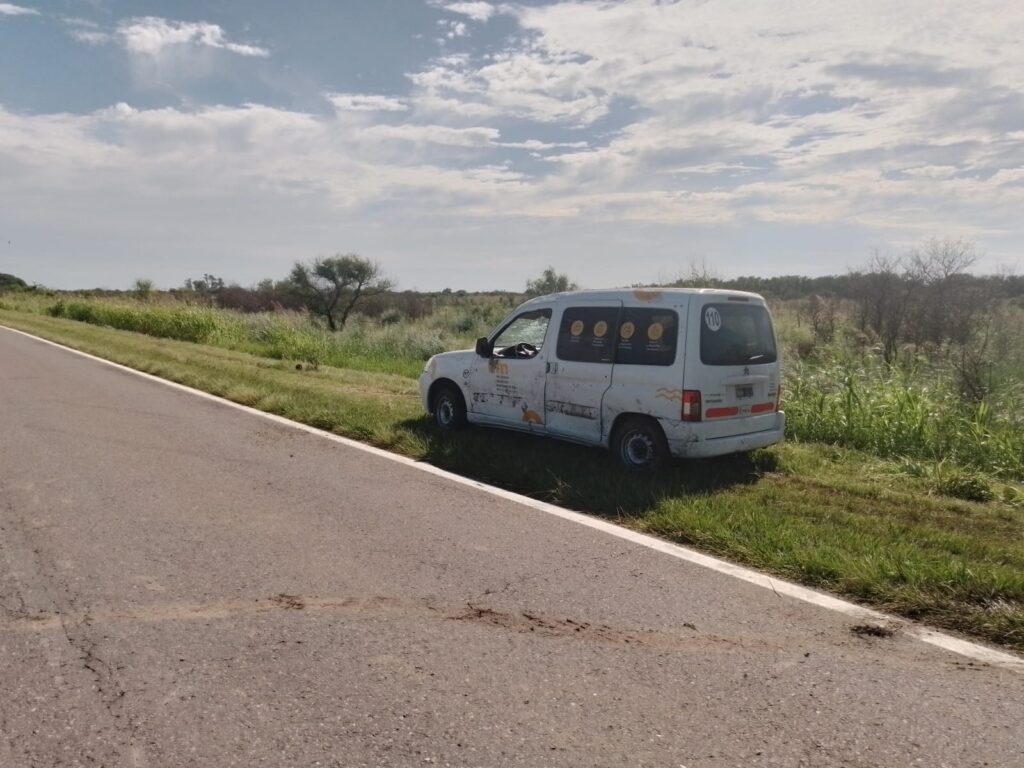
[519,287,767,307]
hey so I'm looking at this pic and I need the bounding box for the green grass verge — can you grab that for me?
[3,308,1022,654]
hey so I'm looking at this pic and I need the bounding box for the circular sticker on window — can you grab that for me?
[704,307,722,332]
[570,320,584,336]
[647,322,664,341]
[593,320,608,338]
[619,321,636,340]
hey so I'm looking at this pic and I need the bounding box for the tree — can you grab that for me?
[288,254,392,331]
[525,266,577,298]
[0,273,28,292]
[845,238,991,365]
[905,237,981,348]
[847,251,916,363]
[132,278,155,300]
[668,258,725,288]
[182,274,225,297]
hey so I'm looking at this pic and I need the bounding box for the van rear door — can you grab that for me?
[686,297,780,437]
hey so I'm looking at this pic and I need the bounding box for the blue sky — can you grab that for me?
[2,1,1022,290]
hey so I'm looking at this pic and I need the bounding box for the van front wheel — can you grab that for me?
[613,417,669,471]
[432,385,467,431]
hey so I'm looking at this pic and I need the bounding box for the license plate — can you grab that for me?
[736,385,753,399]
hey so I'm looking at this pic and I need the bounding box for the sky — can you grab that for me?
[1,0,1022,291]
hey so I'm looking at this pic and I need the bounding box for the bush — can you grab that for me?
[932,470,994,502]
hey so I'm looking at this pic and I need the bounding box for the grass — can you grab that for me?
[2,307,1022,654]
[784,354,1024,479]
[39,297,448,378]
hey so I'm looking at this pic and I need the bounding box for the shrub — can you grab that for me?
[932,470,994,502]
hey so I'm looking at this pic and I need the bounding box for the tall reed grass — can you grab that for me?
[48,299,226,343]
[45,298,464,377]
[784,355,1024,479]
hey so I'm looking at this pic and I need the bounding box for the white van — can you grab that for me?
[419,288,785,469]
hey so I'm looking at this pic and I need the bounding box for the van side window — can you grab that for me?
[615,308,678,366]
[556,307,619,363]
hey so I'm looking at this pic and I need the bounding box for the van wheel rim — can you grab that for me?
[438,398,454,425]
[623,431,655,465]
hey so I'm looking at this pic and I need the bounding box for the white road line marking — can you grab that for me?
[4,324,1023,673]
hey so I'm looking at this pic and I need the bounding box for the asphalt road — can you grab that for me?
[1,327,1022,768]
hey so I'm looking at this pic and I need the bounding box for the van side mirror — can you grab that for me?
[475,337,493,357]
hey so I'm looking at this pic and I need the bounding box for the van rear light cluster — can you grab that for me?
[681,390,702,422]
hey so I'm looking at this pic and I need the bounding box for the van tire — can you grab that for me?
[432,384,467,431]
[612,417,669,471]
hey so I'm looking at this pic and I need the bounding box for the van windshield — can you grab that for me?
[700,303,777,366]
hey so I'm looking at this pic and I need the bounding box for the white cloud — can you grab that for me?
[441,2,495,22]
[0,3,38,15]
[328,93,408,112]
[116,17,269,58]
[0,103,524,216]
[61,16,109,44]
[495,139,589,151]
[398,0,1024,237]
[360,123,500,147]
[900,165,959,179]
[70,29,111,45]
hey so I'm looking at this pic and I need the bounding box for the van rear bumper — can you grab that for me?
[665,412,785,458]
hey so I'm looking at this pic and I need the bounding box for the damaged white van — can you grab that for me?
[419,288,785,470]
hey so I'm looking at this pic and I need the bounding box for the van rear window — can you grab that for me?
[700,303,777,366]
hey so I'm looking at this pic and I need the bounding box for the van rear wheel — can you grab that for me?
[613,417,669,471]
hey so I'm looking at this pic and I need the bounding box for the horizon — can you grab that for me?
[8,264,1019,296]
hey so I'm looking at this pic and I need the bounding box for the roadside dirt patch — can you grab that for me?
[271,593,306,610]
[449,602,758,653]
[850,622,898,638]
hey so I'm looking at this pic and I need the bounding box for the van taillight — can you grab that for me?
[681,390,702,422]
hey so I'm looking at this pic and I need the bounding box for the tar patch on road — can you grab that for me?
[850,622,899,639]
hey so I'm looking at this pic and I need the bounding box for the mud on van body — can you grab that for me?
[419,288,785,470]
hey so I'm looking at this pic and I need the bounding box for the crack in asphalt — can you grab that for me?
[0,504,150,768]
[58,611,149,767]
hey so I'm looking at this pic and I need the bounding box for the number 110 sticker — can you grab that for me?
[704,306,722,331]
